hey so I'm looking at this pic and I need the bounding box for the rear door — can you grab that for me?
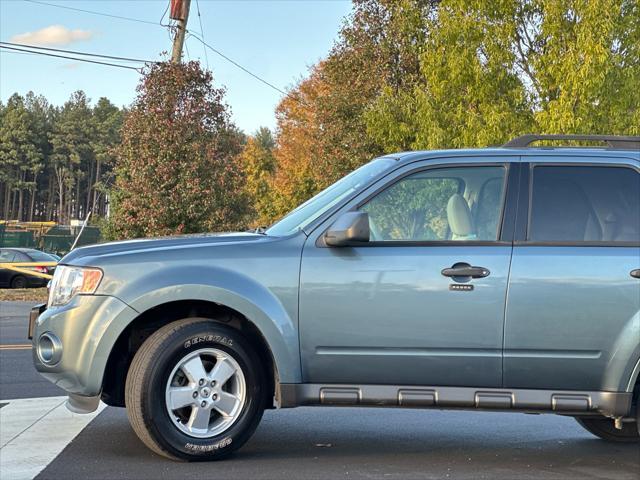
[504,157,640,391]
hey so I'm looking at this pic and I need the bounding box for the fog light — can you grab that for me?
[37,332,62,365]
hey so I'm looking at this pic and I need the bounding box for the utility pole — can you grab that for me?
[170,0,192,63]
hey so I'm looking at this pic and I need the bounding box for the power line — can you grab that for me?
[22,0,160,26]
[0,49,39,57]
[20,0,301,104]
[0,45,142,71]
[187,31,289,97]
[194,0,209,70]
[0,42,154,64]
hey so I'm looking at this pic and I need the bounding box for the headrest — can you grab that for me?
[447,194,475,238]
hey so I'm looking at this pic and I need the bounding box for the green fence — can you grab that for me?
[0,223,101,255]
[0,225,36,248]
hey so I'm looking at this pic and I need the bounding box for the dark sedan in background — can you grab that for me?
[0,248,58,288]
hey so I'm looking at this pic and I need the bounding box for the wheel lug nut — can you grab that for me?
[211,380,216,387]
[198,379,205,386]
[212,393,218,401]
[192,392,198,398]
[201,401,207,408]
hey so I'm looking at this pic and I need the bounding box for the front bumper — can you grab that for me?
[31,295,138,399]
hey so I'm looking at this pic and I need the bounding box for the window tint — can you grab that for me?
[0,250,17,262]
[529,166,640,243]
[13,252,30,262]
[359,166,506,241]
[27,250,57,262]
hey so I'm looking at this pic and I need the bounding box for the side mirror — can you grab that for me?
[324,212,370,247]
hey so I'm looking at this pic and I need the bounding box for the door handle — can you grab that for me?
[631,269,640,279]
[441,263,490,279]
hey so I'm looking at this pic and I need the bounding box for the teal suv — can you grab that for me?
[30,135,640,460]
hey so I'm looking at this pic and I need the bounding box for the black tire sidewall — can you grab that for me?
[576,417,640,442]
[11,275,26,289]
[141,322,266,460]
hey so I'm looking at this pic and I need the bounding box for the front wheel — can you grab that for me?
[575,417,640,443]
[125,318,267,461]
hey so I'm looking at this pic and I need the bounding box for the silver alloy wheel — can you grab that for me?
[165,348,246,438]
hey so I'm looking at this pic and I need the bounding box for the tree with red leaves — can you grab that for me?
[106,61,248,239]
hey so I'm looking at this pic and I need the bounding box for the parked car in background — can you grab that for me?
[0,248,57,288]
[31,135,640,461]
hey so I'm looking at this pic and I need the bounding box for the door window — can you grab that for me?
[359,166,507,242]
[0,250,17,262]
[528,166,640,243]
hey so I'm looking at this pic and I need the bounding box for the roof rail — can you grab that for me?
[503,134,640,150]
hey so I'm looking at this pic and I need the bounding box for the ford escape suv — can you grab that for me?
[30,134,640,460]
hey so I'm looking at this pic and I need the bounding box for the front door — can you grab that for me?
[299,159,518,387]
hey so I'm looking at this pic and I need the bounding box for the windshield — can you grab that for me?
[266,157,397,236]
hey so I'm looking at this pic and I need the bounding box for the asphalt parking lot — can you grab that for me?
[1,301,639,480]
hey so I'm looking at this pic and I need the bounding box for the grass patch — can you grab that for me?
[0,288,48,302]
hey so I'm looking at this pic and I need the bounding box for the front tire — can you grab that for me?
[125,318,267,461]
[575,417,640,443]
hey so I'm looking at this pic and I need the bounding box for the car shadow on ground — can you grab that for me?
[38,406,639,480]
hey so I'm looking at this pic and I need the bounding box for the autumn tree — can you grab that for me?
[269,65,330,217]
[107,61,248,239]
[238,127,277,226]
[271,0,436,215]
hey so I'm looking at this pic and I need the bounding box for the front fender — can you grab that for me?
[114,265,301,383]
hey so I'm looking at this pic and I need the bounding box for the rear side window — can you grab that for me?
[0,250,17,262]
[528,165,640,243]
[27,251,56,262]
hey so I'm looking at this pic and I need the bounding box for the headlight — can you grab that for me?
[48,265,103,307]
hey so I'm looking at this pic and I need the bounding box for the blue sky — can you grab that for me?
[0,0,353,133]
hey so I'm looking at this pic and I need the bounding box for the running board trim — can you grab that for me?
[278,384,632,417]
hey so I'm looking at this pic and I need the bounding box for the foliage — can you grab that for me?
[106,61,248,239]
[273,0,639,215]
[2,0,638,237]
[268,0,437,218]
[362,176,460,240]
[238,127,277,227]
[0,91,121,223]
[0,94,44,220]
[366,0,640,149]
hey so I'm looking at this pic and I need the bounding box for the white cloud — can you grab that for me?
[10,25,93,46]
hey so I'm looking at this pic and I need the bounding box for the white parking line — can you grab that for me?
[0,396,105,480]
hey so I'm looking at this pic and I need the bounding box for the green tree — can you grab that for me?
[0,93,44,220]
[107,61,248,239]
[90,98,122,217]
[518,0,640,135]
[24,92,54,221]
[366,0,533,151]
[366,0,640,148]
[48,91,95,224]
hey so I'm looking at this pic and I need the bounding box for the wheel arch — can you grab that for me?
[101,299,283,409]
